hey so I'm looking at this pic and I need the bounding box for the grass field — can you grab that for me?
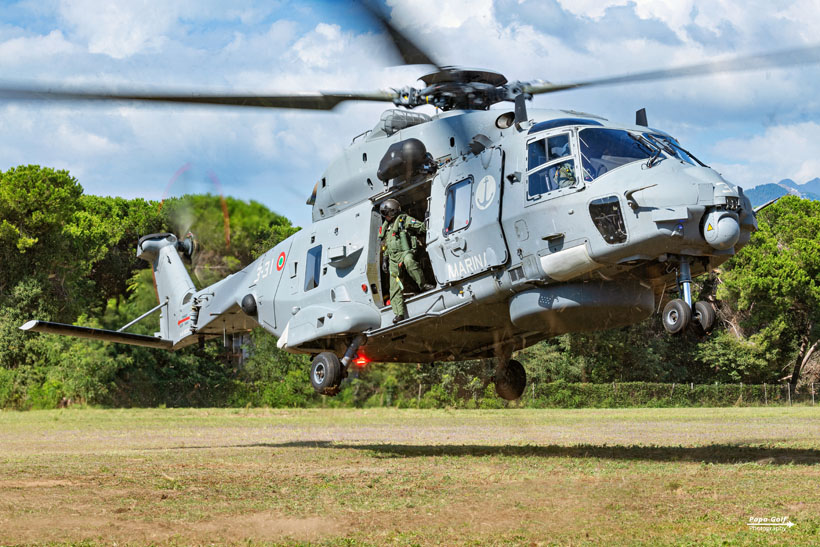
[1,407,819,545]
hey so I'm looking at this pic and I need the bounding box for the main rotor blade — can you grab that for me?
[524,44,820,95]
[0,85,395,110]
[358,0,441,69]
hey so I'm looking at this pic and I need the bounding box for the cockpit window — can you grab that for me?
[527,132,577,197]
[645,134,704,166]
[529,159,577,196]
[528,133,570,171]
[579,128,657,181]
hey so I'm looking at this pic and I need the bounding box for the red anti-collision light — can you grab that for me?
[361,283,368,293]
[353,355,369,367]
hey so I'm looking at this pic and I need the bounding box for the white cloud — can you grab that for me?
[0,30,78,64]
[554,0,629,20]
[1,0,819,227]
[292,23,347,69]
[712,122,820,187]
[57,0,179,58]
[387,0,494,29]
[776,0,820,43]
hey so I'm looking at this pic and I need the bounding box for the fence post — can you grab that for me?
[764,383,767,405]
[787,383,791,406]
[813,383,815,406]
[740,382,743,405]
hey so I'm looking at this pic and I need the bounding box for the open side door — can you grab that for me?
[427,147,509,284]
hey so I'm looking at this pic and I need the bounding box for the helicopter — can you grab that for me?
[14,3,820,400]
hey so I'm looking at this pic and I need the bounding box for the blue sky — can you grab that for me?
[1,0,819,227]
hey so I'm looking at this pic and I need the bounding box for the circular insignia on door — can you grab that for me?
[276,252,286,271]
[475,175,496,210]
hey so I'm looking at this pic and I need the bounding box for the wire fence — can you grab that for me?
[518,381,818,408]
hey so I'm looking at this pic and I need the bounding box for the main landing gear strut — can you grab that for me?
[662,256,715,335]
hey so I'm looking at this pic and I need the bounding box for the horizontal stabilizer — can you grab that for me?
[20,320,173,350]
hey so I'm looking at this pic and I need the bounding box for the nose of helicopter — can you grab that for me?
[653,163,748,249]
[701,208,740,250]
[686,166,746,250]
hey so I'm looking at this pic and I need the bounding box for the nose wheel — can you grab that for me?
[691,300,716,335]
[662,256,716,335]
[662,299,691,334]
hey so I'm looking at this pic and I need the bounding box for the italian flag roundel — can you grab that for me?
[276,252,286,271]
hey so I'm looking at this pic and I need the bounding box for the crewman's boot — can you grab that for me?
[393,313,406,324]
[421,283,435,291]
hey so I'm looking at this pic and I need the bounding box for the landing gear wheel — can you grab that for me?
[310,352,343,396]
[691,301,716,335]
[662,298,691,335]
[495,359,527,401]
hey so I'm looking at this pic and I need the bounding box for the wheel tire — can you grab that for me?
[495,359,527,401]
[662,298,691,335]
[310,352,343,396]
[691,301,716,335]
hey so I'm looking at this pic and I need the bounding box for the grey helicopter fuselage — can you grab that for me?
[129,106,755,364]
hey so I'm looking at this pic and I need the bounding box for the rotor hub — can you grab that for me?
[391,67,526,111]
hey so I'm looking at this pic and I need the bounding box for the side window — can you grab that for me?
[527,132,576,197]
[444,178,472,234]
[547,134,570,161]
[528,160,577,195]
[304,245,322,291]
[527,139,546,170]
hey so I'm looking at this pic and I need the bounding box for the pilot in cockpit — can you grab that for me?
[550,140,575,188]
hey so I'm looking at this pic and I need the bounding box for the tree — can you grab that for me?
[716,196,820,388]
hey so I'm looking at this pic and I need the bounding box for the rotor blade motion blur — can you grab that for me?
[525,43,820,95]
[0,86,395,110]
[357,0,441,69]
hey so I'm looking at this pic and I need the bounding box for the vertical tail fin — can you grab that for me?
[136,233,196,342]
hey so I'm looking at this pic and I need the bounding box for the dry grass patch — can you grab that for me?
[0,407,819,545]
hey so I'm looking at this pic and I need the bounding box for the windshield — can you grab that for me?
[645,134,704,166]
[579,128,657,182]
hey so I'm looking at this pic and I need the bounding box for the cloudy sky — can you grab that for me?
[1,0,819,227]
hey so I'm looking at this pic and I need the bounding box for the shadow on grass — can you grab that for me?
[237,441,820,465]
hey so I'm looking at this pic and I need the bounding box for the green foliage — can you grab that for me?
[27,379,64,409]
[525,381,796,408]
[158,194,299,287]
[693,330,771,383]
[0,166,302,408]
[0,367,14,408]
[716,196,820,385]
[239,328,316,407]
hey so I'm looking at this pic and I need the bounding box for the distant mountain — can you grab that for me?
[744,178,820,208]
[801,177,820,195]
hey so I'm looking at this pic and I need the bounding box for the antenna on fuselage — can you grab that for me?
[636,108,648,127]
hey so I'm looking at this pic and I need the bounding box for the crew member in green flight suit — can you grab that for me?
[378,199,435,323]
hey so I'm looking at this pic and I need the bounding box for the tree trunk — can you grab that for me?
[790,334,819,389]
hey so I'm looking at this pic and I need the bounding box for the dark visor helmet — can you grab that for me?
[380,198,400,219]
